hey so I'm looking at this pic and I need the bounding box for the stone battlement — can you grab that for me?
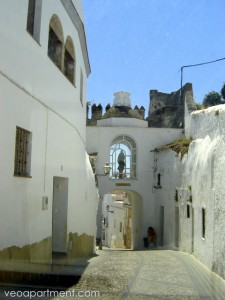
[86,103,146,126]
[86,84,196,128]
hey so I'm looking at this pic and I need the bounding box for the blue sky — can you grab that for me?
[83,0,225,112]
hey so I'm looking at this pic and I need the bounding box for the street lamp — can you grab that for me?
[96,162,111,176]
[103,162,111,175]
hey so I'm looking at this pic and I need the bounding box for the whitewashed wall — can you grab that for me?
[0,0,97,259]
[147,103,225,279]
[182,105,225,277]
[155,150,183,249]
[0,0,87,138]
[87,124,183,242]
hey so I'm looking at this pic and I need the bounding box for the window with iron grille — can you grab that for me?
[14,127,32,177]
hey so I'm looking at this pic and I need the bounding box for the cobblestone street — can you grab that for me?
[1,249,225,299]
[57,249,225,299]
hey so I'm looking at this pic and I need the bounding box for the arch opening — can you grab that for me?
[102,189,143,250]
[109,135,137,179]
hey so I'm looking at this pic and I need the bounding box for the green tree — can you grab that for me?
[203,91,222,107]
[195,103,204,110]
[221,83,225,101]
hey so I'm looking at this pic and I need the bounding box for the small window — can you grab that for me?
[202,208,206,239]
[80,70,83,105]
[26,0,42,41]
[14,127,32,177]
[157,173,161,186]
[187,205,190,218]
[120,222,122,233]
[27,0,36,35]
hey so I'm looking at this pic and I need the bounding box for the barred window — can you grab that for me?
[14,127,32,177]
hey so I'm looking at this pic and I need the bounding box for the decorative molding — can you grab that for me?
[60,0,91,76]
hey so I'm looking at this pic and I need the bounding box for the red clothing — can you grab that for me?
[148,227,156,244]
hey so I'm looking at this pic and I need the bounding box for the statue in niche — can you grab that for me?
[117,150,126,178]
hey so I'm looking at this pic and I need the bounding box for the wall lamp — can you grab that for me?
[96,162,111,176]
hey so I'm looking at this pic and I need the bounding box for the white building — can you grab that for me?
[87,90,225,281]
[153,104,225,280]
[87,91,183,249]
[0,0,98,270]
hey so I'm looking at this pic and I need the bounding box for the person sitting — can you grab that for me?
[148,227,156,248]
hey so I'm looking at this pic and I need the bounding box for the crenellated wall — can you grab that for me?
[87,103,146,126]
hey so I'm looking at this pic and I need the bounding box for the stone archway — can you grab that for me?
[102,189,143,250]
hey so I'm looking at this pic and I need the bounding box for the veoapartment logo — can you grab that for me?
[4,289,101,298]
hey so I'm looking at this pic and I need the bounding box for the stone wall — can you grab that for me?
[148,83,196,128]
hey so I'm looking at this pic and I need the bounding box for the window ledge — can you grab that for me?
[47,56,76,88]
[14,174,32,179]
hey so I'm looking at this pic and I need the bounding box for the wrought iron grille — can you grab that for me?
[14,127,30,176]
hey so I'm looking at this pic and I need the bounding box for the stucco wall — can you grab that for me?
[86,125,183,239]
[0,0,87,139]
[184,105,225,277]
[157,105,225,279]
[155,150,183,249]
[0,0,97,266]
[0,75,98,262]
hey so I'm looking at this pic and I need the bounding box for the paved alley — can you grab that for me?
[1,250,225,299]
[58,249,225,299]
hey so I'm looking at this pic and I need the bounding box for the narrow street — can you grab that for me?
[1,249,225,299]
[72,249,225,299]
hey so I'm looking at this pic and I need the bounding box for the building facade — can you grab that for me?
[87,88,225,281]
[151,104,225,280]
[86,91,184,249]
[0,0,98,270]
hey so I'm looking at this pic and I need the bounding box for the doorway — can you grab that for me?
[52,177,69,253]
[102,190,143,250]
